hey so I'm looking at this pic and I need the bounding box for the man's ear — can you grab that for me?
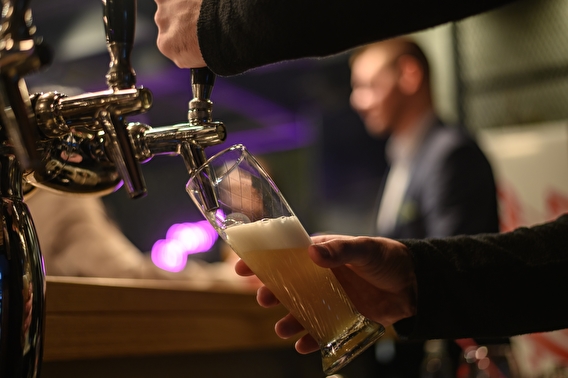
[397,55,424,95]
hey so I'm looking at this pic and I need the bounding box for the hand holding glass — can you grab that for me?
[186,144,384,375]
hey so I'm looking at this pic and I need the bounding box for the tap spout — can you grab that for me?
[128,120,226,211]
[186,67,221,211]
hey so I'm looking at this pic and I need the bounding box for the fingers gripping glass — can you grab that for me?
[187,144,385,375]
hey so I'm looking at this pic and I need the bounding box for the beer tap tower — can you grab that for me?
[0,0,225,375]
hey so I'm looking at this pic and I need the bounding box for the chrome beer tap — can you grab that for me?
[26,67,226,199]
[25,0,151,198]
[26,84,152,196]
[0,0,51,377]
[100,0,147,199]
[25,1,224,206]
[128,66,224,211]
[0,0,227,376]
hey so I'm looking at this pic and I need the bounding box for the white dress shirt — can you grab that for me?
[376,112,436,235]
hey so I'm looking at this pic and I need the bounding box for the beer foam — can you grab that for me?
[224,216,312,252]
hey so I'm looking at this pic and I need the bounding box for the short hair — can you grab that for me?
[349,37,431,84]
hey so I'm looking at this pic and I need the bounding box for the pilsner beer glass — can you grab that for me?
[186,144,385,375]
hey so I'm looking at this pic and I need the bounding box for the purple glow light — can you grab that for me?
[215,209,226,224]
[139,67,317,272]
[151,239,186,272]
[151,220,218,272]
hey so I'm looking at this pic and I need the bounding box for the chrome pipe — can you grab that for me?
[0,136,46,378]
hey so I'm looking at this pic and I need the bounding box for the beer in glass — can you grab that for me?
[186,144,384,374]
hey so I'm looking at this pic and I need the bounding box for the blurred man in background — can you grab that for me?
[348,37,500,377]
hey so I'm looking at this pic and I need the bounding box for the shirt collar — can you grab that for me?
[385,111,437,164]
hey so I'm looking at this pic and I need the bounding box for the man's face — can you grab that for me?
[350,47,405,137]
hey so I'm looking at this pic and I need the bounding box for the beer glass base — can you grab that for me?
[321,317,385,375]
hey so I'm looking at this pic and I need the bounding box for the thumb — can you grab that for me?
[309,237,376,269]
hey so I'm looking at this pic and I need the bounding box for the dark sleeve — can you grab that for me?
[198,0,517,76]
[394,214,568,340]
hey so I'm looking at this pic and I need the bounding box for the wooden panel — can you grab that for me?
[44,276,294,361]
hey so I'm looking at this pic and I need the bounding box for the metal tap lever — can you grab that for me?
[103,0,136,89]
[125,68,224,210]
[185,67,220,211]
[102,0,147,198]
[189,67,216,119]
[187,66,217,170]
[0,0,52,170]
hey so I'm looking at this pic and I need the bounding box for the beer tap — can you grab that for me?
[101,0,147,198]
[0,1,50,376]
[25,0,153,198]
[23,2,225,204]
[27,67,227,199]
[128,66,224,211]
[0,0,226,375]
[26,0,225,205]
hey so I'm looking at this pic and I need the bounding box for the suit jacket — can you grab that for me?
[376,120,499,239]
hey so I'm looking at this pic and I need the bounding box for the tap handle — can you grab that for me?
[101,0,146,198]
[190,67,215,102]
[189,67,217,124]
[103,0,136,89]
[186,67,220,210]
[191,67,215,83]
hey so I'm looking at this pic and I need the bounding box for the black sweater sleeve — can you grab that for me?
[198,0,516,76]
[395,214,568,340]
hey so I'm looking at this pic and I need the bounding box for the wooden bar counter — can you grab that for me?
[44,275,293,361]
[41,276,326,377]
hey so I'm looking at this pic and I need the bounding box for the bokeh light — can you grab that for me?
[151,220,218,272]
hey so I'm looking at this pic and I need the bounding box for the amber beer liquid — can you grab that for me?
[188,144,384,375]
[225,216,359,344]
[224,215,384,374]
